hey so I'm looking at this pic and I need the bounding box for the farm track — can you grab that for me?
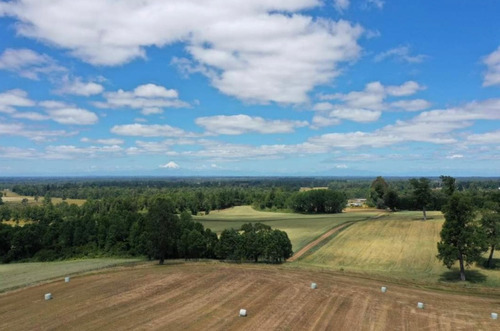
[0,262,498,331]
[287,212,387,262]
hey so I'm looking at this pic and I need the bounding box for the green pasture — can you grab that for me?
[0,258,142,292]
[195,206,383,252]
[296,211,500,287]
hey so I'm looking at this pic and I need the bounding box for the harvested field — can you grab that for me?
[196,206,383,251]
[0,262,498,331]
[298,211,500,287]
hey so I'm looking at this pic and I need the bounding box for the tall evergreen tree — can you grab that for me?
[437,193,488,281]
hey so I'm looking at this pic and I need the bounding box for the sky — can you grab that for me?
[0,0,499,177]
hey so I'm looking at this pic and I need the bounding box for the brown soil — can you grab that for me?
[287,222,354,262]
[0,262,498,331]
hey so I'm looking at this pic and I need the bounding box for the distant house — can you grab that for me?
[299,187,329,192]
[348,198,367,207]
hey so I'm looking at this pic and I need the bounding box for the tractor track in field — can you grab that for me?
[287,212,387,262]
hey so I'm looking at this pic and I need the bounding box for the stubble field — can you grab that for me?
[1,262,498,331]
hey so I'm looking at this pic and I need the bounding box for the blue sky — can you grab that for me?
[0,0,499,176]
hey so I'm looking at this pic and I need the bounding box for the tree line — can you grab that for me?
[0,196,292,264]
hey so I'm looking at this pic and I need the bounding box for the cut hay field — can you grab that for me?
[1,262,498,331]
[196,206,384,252]
[1,189,86,206]
[297,211,500,288]
[0,258,142,293]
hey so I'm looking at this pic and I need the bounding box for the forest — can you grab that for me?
[0,176,499,265]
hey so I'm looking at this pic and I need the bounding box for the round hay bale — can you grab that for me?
[239,309,247,317]
[64,277,70,283]
[417,302,424,309]
[311,282,317,289]
[492,312,498,320]
[381,286,387,293]
[44,293,52,300]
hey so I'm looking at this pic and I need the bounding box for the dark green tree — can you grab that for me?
[370,176,388,209]
[383,189,399,212]
[148,197,179,264]
[437,193,488,281]
[409,177,432,220]
[481,208,500,268]
[440,175,456,196]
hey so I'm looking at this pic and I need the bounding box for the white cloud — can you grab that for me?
[334,164,348,168]
[46,108,99,125]
[483,46,500,87]
[311,115,341,128]
[446,154,464,159]
[316,81,426,112]
[0,0,364,104]
[0,122,77,142]
[0,48,66,79]
[466,130,500,144]
[57,76,104,96]
[386,81,424,96]
[363,0,384,9]
[195,114,308,135]
[95,83,189,114]
[160,161,180,169]
[81,137,124,145]
[11,112,50,121]
[44,144,123,159]
[390,99,431,111]
[311,103,380,126]
[0,89,35,113]
[333,0,350,13]
[111,123,194,137]
[39,100,70,109]
[134,84,178,98]
[374,45,427,63]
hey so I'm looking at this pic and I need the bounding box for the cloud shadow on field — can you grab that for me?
[439,269,487,284]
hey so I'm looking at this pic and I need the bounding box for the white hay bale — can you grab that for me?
[311,282,317,289]
[492,312,498,320]
[381,286,387,293]
[64,277,70,283]
[417,302,424,309]
[239,309,247,317]
[44,293,52,300]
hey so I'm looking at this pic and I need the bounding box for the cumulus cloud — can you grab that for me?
[44,144,123,159]
[313,81,427,124]
[111,123,194,137]
[318,81,425,110]
[80,137,124,145]
[0,48,66,79]
[0,89,35,113]
[390,99,431,111]
[95,83,188,115]
[333,0,350,13]
[363,0,385,9]
[195,115,308,135]
[160,161,180,169]
[446,154,464,159]
[45,108,99,125]
[483,46,500,87]
[0,0,364,104]
[374,45,427,63]
[0,122,77,142]
[11,112,50,121]
[57,76,104,96]
[466,130,500,144]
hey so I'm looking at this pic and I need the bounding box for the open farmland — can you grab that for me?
[1,190,86,206]
[0,258,142,293]
[298,211,500,287]
[0,262,498,331]
[196,206,383,251]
